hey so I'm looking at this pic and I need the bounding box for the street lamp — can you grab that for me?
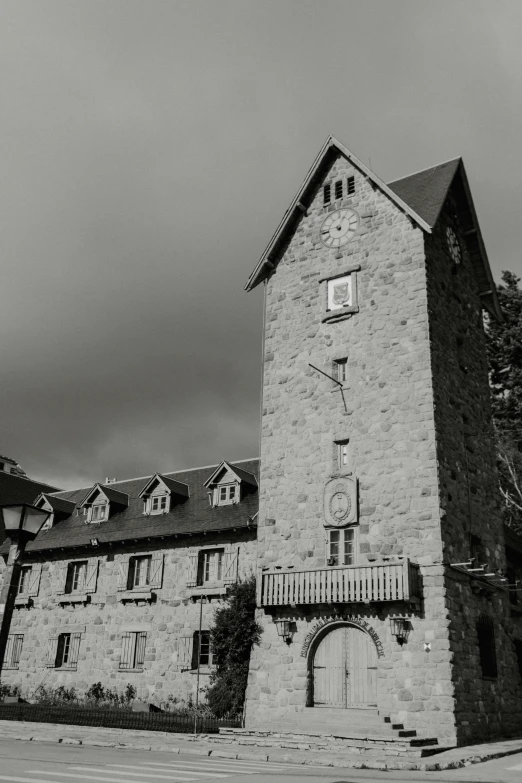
[0,504,50,674]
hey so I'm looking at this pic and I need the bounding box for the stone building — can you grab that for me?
[243,136,522,746]
[0,459,258,703]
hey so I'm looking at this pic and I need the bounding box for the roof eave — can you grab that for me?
[245,135,431,292]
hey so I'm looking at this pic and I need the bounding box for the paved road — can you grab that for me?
[1,740,522,783]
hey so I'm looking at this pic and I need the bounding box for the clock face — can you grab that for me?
[446,226,462,264]
[321,209,359,248]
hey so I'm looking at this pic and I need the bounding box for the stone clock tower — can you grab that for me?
[244,136,522,746]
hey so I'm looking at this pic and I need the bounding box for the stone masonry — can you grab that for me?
[244,139,522,746]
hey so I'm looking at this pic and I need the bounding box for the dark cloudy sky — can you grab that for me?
[2,1,522,489]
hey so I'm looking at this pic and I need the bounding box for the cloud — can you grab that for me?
[1,0,521,486]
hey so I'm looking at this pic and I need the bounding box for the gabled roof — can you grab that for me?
[2,458,259,553]
[138,474,190,500]
[204,461,258,489]
[79,483,129,509]
[245,137,501,320]
[389,158,501,319]
[35,493,76,516]
[388,158,461,228]
[245,135,431,292]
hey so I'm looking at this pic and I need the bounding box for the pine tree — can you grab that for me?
[486,271,522,532]
[206,576,261,717]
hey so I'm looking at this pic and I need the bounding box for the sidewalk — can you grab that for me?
[0,719,521,772]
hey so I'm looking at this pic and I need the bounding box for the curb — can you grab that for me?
[3,731,522,771]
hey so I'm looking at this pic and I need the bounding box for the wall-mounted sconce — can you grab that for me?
[90,538,99,547]
[424,641,431,653]
[389,616,411,646]
[274,619,293,644]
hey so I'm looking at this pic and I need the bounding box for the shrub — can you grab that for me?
[206,576,261,717]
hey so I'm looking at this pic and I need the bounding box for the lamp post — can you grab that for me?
[0,504,50,674]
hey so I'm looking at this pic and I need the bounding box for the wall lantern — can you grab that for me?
[390,616,411,646]
[274,619,293,644]
[90,538,99,547]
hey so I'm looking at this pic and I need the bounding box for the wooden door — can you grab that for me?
[313,625,377,708]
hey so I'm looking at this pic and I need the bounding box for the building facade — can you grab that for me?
[243,137,522,745]
[0,460,258,704]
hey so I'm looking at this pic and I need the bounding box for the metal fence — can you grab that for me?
[0,703,241,734]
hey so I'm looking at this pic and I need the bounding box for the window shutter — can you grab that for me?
[148,553,164,589]
[84,558,99,593]
[191,632,200,670]
[119,632,133,670]
[177,634,193,669]
[222,545,239,585]
[46,636,58,667]
[186,549,199,588]
[55,564,68,595]
[12,635,23,668]
[67,632,81,669]
[135,632,147,669]
[117,558,130,591]
[5,635,14,667]
[28,564,42,597]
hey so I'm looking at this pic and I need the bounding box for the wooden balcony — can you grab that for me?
[259,559,421,607]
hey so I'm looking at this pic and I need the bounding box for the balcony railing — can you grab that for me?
[259,559,420,607]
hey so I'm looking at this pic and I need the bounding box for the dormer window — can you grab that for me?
[78,483,128,524]
[34,493,76,531]
[89,503,108,523]
[138,473,188,516]
[204,460,258,509]
[150,494,168,514]
[217,484,237,506]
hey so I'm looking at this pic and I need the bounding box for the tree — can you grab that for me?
[206,576,261,717]
[486,270,522,532]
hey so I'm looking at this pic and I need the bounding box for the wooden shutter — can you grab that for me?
[148,553,164,589]
[117,558,130,591]
[28,564,42,597]
[84,558,99,593]
[46,636,58,667]
[67,632,81,670]
[223,545,239,585]
[12,634,23,668]
[186,549,199,588]
[177,634,193,669]
[4,635,14,668]
[55,564,68,595]
[119,632,133,669]
[135,632,147,669]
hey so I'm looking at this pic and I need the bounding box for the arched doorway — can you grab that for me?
[312,624,377,708]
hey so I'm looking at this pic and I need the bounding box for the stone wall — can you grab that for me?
[2,529,256,704]
[245,152,457,741]
[425,210,522,743]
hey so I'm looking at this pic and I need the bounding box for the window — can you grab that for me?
[347,176,355,195]
[4,634,23,669]
[334,180,343,200]
[65,561,87,594]
[477,615,497,678]
[191,630,213,669]
[149,494,168,514]
[197,548,224,586]
[336,440,351,472]
[215,484,237,506]
[17,566,32,596]
[89,503,108,523]
[128,555,152,589]
[335,359,348,384]
[119,631,147,671]
[323,184,331,205]
[327,528,356,566]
